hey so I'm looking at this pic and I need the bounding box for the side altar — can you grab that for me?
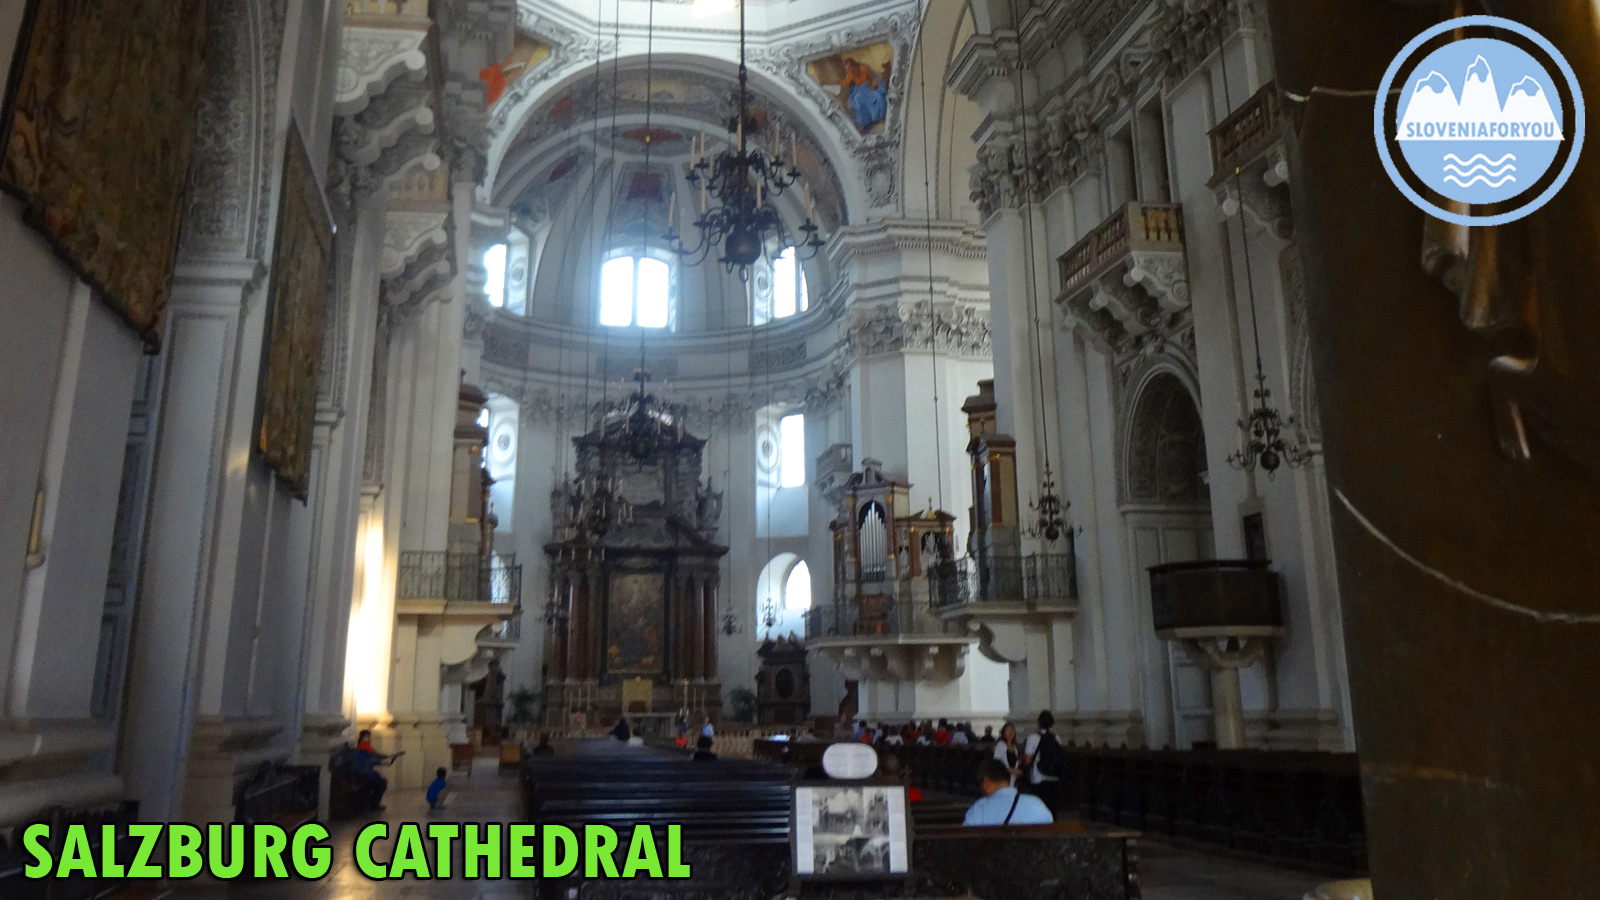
[542,368,728,726]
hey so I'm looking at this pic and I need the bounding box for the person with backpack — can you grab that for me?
[1021,709,1066,813]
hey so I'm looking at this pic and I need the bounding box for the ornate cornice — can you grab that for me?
[964,0,1254,218]
[843,301,993,360]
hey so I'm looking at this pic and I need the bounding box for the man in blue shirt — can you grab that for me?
[964,758,1054,826]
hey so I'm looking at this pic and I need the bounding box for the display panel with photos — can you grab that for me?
[792,785,910,880]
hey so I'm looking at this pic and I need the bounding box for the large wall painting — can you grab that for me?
[607,572,666,677]
[806,43,894,134]
[256,121,334,501]
[0,0,211,347]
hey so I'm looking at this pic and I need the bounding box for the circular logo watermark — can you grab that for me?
[1375,16,1585,226]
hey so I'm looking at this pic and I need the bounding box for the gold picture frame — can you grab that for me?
[255,120,334,500]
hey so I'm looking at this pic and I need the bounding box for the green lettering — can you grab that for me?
[168,824,204,878]
[389,823,430,879]
[55,825,95,878]
[127,824,163,878]
[252,824,289,878]
[665,824,691,878]
[207,824,245,879]
[542,825,577,878]
[427,823,460,879]
[291,824,332,879]
[22,824,53,877]
[621,825,664,878]
[584,825,620,878]
[463,823,501,878]
[508,824,537,878]
[99,824,125,878]
[354,823,389,880]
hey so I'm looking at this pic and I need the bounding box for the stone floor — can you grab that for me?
[171,755,1323,900]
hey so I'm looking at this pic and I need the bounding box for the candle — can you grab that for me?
[667,191,676,226]
[756,180,763,208]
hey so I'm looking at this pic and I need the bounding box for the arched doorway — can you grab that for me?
[1122,370,1215,749]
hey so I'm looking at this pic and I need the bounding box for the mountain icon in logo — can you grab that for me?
[1399,55,1563,141]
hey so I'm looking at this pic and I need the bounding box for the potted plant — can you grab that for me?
[500,687,539,767]
[727,687,757,724]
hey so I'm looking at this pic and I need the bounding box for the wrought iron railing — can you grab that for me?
[804,592,953,640]
[397,551,522,605]
[929,553,1078,609]
[1058,202,1185,297]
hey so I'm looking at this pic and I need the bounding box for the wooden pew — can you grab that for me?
[235,761,320,828]
[525,741,1142,900]
[760,738,1367,875]
[0,801,142,900]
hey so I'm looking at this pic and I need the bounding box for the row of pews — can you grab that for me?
[523,740,1143,900]
[757,739,1366,875]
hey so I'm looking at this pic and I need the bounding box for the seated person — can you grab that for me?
[964,758,1053,827]
[531,733,556,756]
[350,729,391,811]
[611,717,631,742]
[692,735,718,762]
[427,767,450,811]
[879,754,923,802]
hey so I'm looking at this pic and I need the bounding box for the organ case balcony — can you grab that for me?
[806,460,977,685]
[1055,202,1191,354]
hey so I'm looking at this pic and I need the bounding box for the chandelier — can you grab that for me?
[667,0,824,277]
[720,605,744,637]
[1227,368,1311,475]
[612,351,683,461]
[1024,464,1071,544]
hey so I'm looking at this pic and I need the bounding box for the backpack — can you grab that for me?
[1033,730,1067,779]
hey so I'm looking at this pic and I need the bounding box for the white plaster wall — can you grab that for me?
[0,200,76,714]
[11,294,142,719]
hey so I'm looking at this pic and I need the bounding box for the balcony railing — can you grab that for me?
[804,592,954,640]
[397,551,522,605]
[1209,82,1282,184]
[930,554,1079,609]
[345,0,429,17]
[1058,202,1185,298]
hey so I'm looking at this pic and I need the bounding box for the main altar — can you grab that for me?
[542,368,728,726]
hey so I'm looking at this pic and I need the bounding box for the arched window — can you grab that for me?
[483,243,507,307]
[779,413,806,488]
[783,560,812,611]
[772,247,809,319]
[600,253,673,329]
[751,246,810,326]
[483,229,530,314]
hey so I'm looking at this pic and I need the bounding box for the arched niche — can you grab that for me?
[1122,369,1210,508]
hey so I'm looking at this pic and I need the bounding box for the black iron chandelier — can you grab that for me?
[1216,38,1312,479]
[1003,0,1072,548]
[1024,465,1070,543]
[667,0,824,277]
[1227,369,1311,475]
